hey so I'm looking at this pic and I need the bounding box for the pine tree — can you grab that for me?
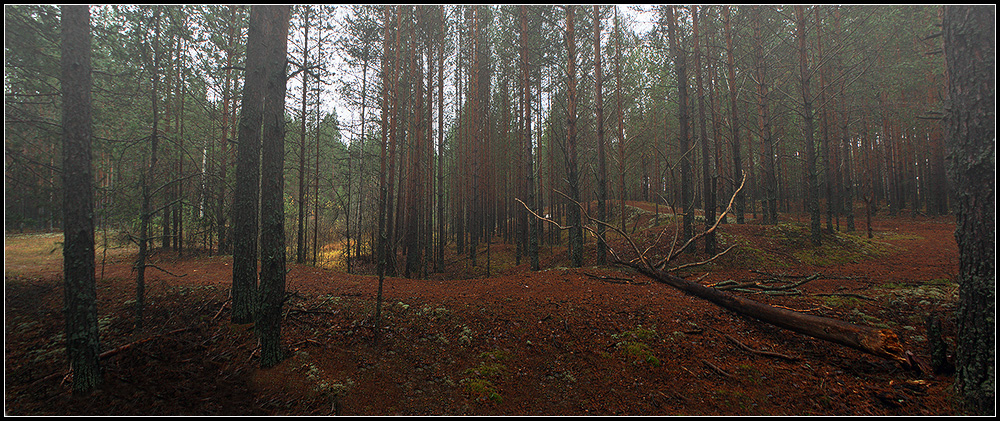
[60,4,103,394]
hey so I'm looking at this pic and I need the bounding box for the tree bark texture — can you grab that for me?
[565,5,583,268]
[666,6,694,248]
[594,5,608,265]
[942,5,995,415]
[231,5,269,325]
[60,4,102,394]
[795,6,822,246]
[256,5,290,368]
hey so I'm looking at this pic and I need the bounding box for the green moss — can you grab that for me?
[461,349,511,403]
[613,325,661,367]
[463,377,502,403]
[761,222,898,266]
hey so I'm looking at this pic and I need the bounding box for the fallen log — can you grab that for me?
[519,173,917,371]
[630,263,910,367]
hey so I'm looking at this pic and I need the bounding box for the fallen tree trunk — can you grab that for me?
[520,174,922,371]
[631,263,910,367]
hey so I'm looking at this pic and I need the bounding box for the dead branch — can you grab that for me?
[519,172,917,371]
[703,360,734,378]
[666,244,737,272]
[582,272,647,285]
[138,264,188,278]
[811,292,875,301]
[652,172,747,271]
[722,332,800,361]
[99,327,196,360]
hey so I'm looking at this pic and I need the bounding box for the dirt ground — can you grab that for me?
[4,205,969,415]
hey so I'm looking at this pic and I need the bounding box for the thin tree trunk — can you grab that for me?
[296,6,310,265]
[522,6,539,271]
[565,5,583,267]
[615,6,627,234]
[436,5,446,273]
[723,7,744,224]
[136,7,162,329]
[594,5,608,265]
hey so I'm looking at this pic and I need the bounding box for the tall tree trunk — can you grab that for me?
[405,13,424,279]
[136,7,162,329]
[469,6,482,266]
[834,6,855,231]
[614,6,628,234]
[521,5,539,271]
[375,5,400,342]
[816,6,834,233]
[693,6,716,254]
[436,5,446,273]
[565,5,583,267]
[723,6,744,224]
[753,6,777,225]
[257,5,291,368]
[296,6,310,265]
[795,5,821,246]
[666,5,693,248]
[312,26,323,266]
[60,4,102,393]
[215,6,238,255]
[943,5,995,414]
[231,5,270,324]
[593,5,608,265]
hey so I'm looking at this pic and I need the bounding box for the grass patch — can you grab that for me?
[770,223,896,266]
[460,349,511,403]
[613,325,661,367]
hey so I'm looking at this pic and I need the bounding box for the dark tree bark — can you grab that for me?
[135,7,163,329]
[693,6,716,254]
[594,5,608,265]
[833,7,855,231]
[666,5,694,248]
[723,6,745,224]
[60,4,102,394]
[614,6,628,233]
[565,5,583,267]
[520,5,539,271]
[436,5,447,273]
[753,6,777,225]
[943,5,995,415]
[230,5,270,325]
[795,6,821,246]
[375,5,400,342]
[256,5,290,368]
[215,6,238,255]
[296,6,311,265]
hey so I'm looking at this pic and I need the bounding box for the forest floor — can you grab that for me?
[4,203,968,415]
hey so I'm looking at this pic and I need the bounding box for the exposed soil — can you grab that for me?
[4,206,968,415]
